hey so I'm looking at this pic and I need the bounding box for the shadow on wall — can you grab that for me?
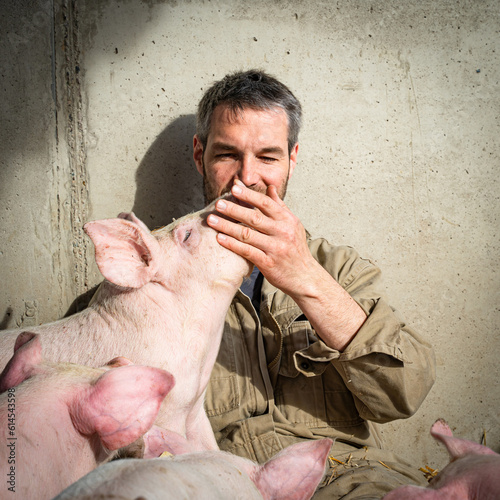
[65,114,204,316]
[132,114,205,230]
[0,307,13,330]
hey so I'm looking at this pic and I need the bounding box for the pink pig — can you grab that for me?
[0,197,252,451]
[0,332,174,500]
[382,418,500,499]
[54,438,333,500]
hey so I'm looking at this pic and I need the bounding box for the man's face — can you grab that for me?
[193,105,298,205]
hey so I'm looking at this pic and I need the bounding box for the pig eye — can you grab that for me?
[183,230,191,242]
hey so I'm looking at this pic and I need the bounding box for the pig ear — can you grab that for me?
[84,217,162,289]
[72,365,175,450]
[254,439,332,500]
[431,419,497,458]
[117,211,152,234]
[0,332,42,392]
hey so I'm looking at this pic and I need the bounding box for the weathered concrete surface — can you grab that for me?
[0,0,498,471]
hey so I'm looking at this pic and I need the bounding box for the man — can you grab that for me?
[193,70,436,499]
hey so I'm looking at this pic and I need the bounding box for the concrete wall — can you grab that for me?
[1,0,499,469]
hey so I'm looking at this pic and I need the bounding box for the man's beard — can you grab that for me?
[201,157,290,206]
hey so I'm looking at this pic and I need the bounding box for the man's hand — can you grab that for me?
[207,180,367,352]
[207,179,315,296]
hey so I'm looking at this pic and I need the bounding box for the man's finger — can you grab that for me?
[215,198,273,235]
[266,185,287,207]
[231,181,279,217]
[207,212,269,248]
[215,232,266,266]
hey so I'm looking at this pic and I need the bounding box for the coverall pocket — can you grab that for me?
[278,320,315,377]
[276,321,363,428]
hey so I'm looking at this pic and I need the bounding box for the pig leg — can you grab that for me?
[430,418,497,458]
[115,426,196,459]
[143,426,199,458]
[382,419,500,500]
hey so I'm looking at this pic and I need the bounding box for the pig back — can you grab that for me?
[54,456,263,500]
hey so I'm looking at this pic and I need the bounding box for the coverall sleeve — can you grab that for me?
[293,239,436,423]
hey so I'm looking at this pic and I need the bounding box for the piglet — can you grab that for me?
[382,418,500,499]
[54,438,333,500]
[0,197,252,451]
[0,332,174,500]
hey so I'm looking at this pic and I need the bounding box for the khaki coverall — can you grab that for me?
[205,237,436,499]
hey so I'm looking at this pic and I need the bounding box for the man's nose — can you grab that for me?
[236,156,259,187]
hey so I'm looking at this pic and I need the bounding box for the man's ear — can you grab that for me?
[288,142,299,180]
[193,135,204,176]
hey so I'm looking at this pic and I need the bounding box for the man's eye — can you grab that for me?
[261,156,278,162]
[183,230,191,242]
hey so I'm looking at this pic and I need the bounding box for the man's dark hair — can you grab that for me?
[196,69,302,154]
